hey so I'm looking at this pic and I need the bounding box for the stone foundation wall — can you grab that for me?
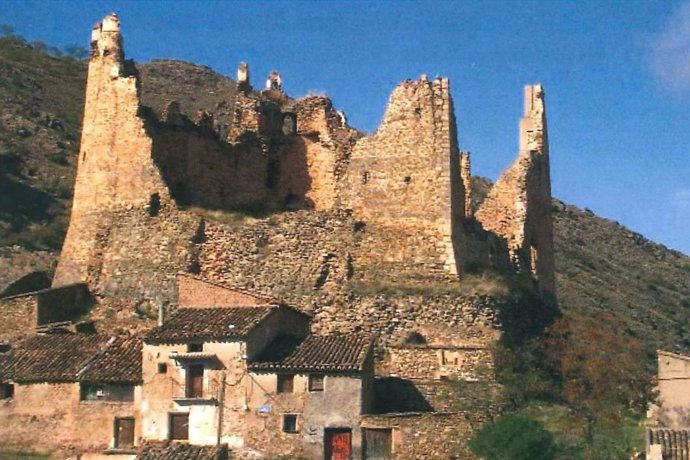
[382,347,493,381]
[361,412,481,459]
[197,211,503,350]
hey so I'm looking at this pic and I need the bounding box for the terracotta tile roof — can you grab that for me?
[144,306,277,343]
[249,334,373,373]
[78,335,142,383]
[0,333,142,384]
[648,428,690,460]
[136,441,229,460]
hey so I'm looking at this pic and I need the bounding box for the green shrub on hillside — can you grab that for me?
[469,413,557,460]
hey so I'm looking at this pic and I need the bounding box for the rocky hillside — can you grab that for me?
[1,36,689,359]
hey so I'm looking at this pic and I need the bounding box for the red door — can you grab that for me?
[325,428,352,460]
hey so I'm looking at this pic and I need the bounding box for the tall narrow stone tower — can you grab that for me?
[53,14,170,288]
[475,85,556,297]
[342,76,466,277]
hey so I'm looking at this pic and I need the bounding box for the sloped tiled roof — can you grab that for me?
[648,428,690,460]
[78,335,142,383]
[144,306,277,343]
[136,441,229,460]
[249,334,373,373]
[0,333,142,384]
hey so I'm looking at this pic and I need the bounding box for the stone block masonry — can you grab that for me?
[475,85,556,298]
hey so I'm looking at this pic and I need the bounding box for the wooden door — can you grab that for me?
[363,428,392,459]
[186,364,204,398]
[114,417,135,448]
[169,413,189,440]
[325,428,351,460]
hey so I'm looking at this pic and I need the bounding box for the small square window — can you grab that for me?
[282,414,298,433]
[0,383,14,399]
[157,363,167,374]
[188,343,203,352]
[277,374,294,394]
[308,374,324,392]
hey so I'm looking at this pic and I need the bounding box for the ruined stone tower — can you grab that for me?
[343,76,466,276]
[475,85,556,297]
[53,14,172,289]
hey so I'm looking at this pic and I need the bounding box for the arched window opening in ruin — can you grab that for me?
[404,332,426,346]
[282,113,296,136]
[361,171,369,185]
[148,193,161,217]
[404,175,412,185]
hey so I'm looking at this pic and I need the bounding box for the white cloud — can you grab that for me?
[651,2,690,90]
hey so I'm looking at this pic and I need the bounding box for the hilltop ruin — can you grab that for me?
[0,13,558,459]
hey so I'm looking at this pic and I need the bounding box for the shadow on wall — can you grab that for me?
[372,377,435,414]
[149,114,314,214]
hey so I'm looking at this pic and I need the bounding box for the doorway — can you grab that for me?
[324,428,352,460]
[114,417,135,448]
[186,364,204,398]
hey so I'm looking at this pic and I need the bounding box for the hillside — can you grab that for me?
[1,36,689,359]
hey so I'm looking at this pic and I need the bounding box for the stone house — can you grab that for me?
[647,350,690,459]
[141,303,375,459]
[0,333,142,454]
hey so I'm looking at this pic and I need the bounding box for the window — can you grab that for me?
[169,413,189,440]
[277,374,294,394]
[0,383,14,399]
[187,343,203,352]
[308,374,324,392]
[80,383,134,402]
[282,414,298,433]
[157,363,167,374]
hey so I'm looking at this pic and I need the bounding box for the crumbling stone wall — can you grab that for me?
[382,346,492,381]
[196,211,503,351]
[342,77,466,276]
[0,283,92,339]
[475,85,555,297]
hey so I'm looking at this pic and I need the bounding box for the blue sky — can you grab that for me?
[1,0,689,254]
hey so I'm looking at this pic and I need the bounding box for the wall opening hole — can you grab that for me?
[149,193,161,217]
[404,331,426,346]
[404,176,411,184]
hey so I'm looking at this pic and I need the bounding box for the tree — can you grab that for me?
[546,313,650,438]
[469,413,557,460]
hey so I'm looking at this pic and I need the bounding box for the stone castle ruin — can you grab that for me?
[52,13,555,308]
[0,13,560,458]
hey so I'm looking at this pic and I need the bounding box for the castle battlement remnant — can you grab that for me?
[52,13,556,306]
